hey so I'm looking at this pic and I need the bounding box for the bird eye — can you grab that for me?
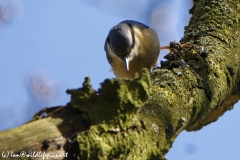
[131,44,134,48]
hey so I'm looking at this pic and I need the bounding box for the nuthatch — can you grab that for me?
[104,20,192,78]
[105,20,160,79]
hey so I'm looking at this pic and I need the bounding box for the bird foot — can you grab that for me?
[161,41,194,61]
[160,42,194,53]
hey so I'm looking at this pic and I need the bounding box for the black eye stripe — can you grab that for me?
[107,37,111,46]
[126,23,135,49]
[107,37,114,51]
[107,37,110,44]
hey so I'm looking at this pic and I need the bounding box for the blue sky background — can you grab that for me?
[0,0,239,159]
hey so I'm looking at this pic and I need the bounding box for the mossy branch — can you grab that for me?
[0,1,240,160]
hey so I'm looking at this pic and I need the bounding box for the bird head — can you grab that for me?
[107,23,134,71]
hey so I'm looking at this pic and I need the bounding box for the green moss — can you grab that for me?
[66,76,96,110]
[66,69,170,159]
[67,69,151,129]
[78,126,166,160]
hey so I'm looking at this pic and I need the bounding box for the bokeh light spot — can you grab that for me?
[184,143,197,155]
[0,0,24,21]
[151,3,178,35]
[25,68,56,102]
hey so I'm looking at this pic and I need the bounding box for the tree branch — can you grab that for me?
[0,0,240,160]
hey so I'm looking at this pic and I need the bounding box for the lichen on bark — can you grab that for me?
[0,1,240,160]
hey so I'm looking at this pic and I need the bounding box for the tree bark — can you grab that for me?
[0,0,240,159]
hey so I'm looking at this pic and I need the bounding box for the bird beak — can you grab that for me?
[123,57,129,71]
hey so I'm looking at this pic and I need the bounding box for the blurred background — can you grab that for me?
[0,0,239,159]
